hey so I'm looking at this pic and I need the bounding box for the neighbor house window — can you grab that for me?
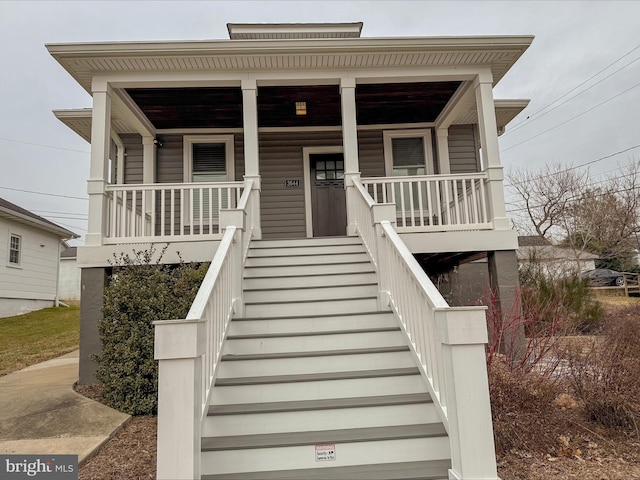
[9,234,21,266]
[183,135,235,222]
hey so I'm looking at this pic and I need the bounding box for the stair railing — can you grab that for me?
[154,178,258,480]
[348,173,500,480]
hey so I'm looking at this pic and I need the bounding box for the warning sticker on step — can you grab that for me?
[315,444,336,462]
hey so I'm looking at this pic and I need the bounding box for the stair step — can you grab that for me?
[244,296,380,317]
[227,311,397,337]
[223,330,406,356]
[202,459,451,480]
[244,261,373,277]
[216,367,419,386]
[245,252,369,267]
[250,237,362,249]
[248,244,365,257]
[244,271,377,290]
[217,350,415,379]
[221,345,409,361]
[211,373,428,405]
[203,424,446,451]
[201,437,451,477]
[243,283,378,303]
[209,393,432,416]
[204,402,440,437]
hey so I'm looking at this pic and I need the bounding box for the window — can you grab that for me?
[383,130,435,216]
[9,234,21,266]
[183,135,235,222]
[383,129,434,177]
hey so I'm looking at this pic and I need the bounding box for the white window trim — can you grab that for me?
[182,134,235,182]
[383,129,435,177]
[8,233,21,268]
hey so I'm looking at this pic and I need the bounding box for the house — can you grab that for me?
[48,22,532,480]
[58,246,81,302]
[517,235,598,278]
[0,197,77,317]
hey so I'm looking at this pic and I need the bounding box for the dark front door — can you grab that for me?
[310,153,346,237]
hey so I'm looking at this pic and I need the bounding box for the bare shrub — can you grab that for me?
[489,358,567,455]
[567,303,640,434]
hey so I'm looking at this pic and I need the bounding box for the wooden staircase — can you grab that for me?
[200,237,451,479]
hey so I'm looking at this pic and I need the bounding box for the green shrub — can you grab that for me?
[94,246,208,415]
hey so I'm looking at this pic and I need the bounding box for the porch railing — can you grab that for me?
[104,181,245,243]
[361,173,491,232]
[348,175,500,480]
[154,179,257,480]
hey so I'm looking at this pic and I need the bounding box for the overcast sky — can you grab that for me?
[1,0,639,245]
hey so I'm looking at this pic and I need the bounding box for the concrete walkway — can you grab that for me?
[0,350,130,463]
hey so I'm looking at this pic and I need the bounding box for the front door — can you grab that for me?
[310,153,346,237]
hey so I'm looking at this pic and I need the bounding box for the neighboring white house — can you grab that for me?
[517,235,598,278]
[0,197,77,317]
[59,246,81,302]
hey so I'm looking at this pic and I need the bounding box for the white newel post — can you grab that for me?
[154,319,205,480]
[86,82,112,246]
[436,307,499,480]
[372,207,396,309]
[474,75,509,231]
[344,172,361,236]
[242,79,262,238]
[220,210,245,316]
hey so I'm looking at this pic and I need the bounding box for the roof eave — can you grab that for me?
[0,207,78,239]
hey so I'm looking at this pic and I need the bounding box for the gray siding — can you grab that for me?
[120,134,143,183]
[358,130,385,177]
[258,131,343,239]
[448,125,479,174]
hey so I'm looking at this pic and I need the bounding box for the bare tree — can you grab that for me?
[508,159,640,272]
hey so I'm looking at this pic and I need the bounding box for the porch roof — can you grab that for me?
[46,34,533,95]
[55,98,528,143]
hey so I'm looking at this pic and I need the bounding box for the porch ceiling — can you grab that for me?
[124,82,462,129]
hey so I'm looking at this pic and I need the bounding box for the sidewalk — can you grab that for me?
[0,350,130,463]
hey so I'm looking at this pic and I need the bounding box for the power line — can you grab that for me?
[0,137,90,154]
[31,209,87,217]
[0,185,88,201]
[501,82,640,153]
[503,56,640,137]
[504,43,640,133]
[504,145,640,187]
[506,185,640,214]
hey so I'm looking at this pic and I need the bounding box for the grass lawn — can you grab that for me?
[0,306,80,376]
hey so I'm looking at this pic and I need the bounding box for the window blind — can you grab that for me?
[193,143,226,173]
[392,137,425,167]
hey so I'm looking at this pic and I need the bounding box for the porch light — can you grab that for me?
[295,101,307,116]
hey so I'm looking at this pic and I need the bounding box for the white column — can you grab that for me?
[242,79,260,177]
[142,136,156,184]
[241,79,262,238]
[435,128,451,175]
[474,75,510,230]
[340,77,360,174]
[86,82,112,246]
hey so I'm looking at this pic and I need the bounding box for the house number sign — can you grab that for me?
[285,179,301,188]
